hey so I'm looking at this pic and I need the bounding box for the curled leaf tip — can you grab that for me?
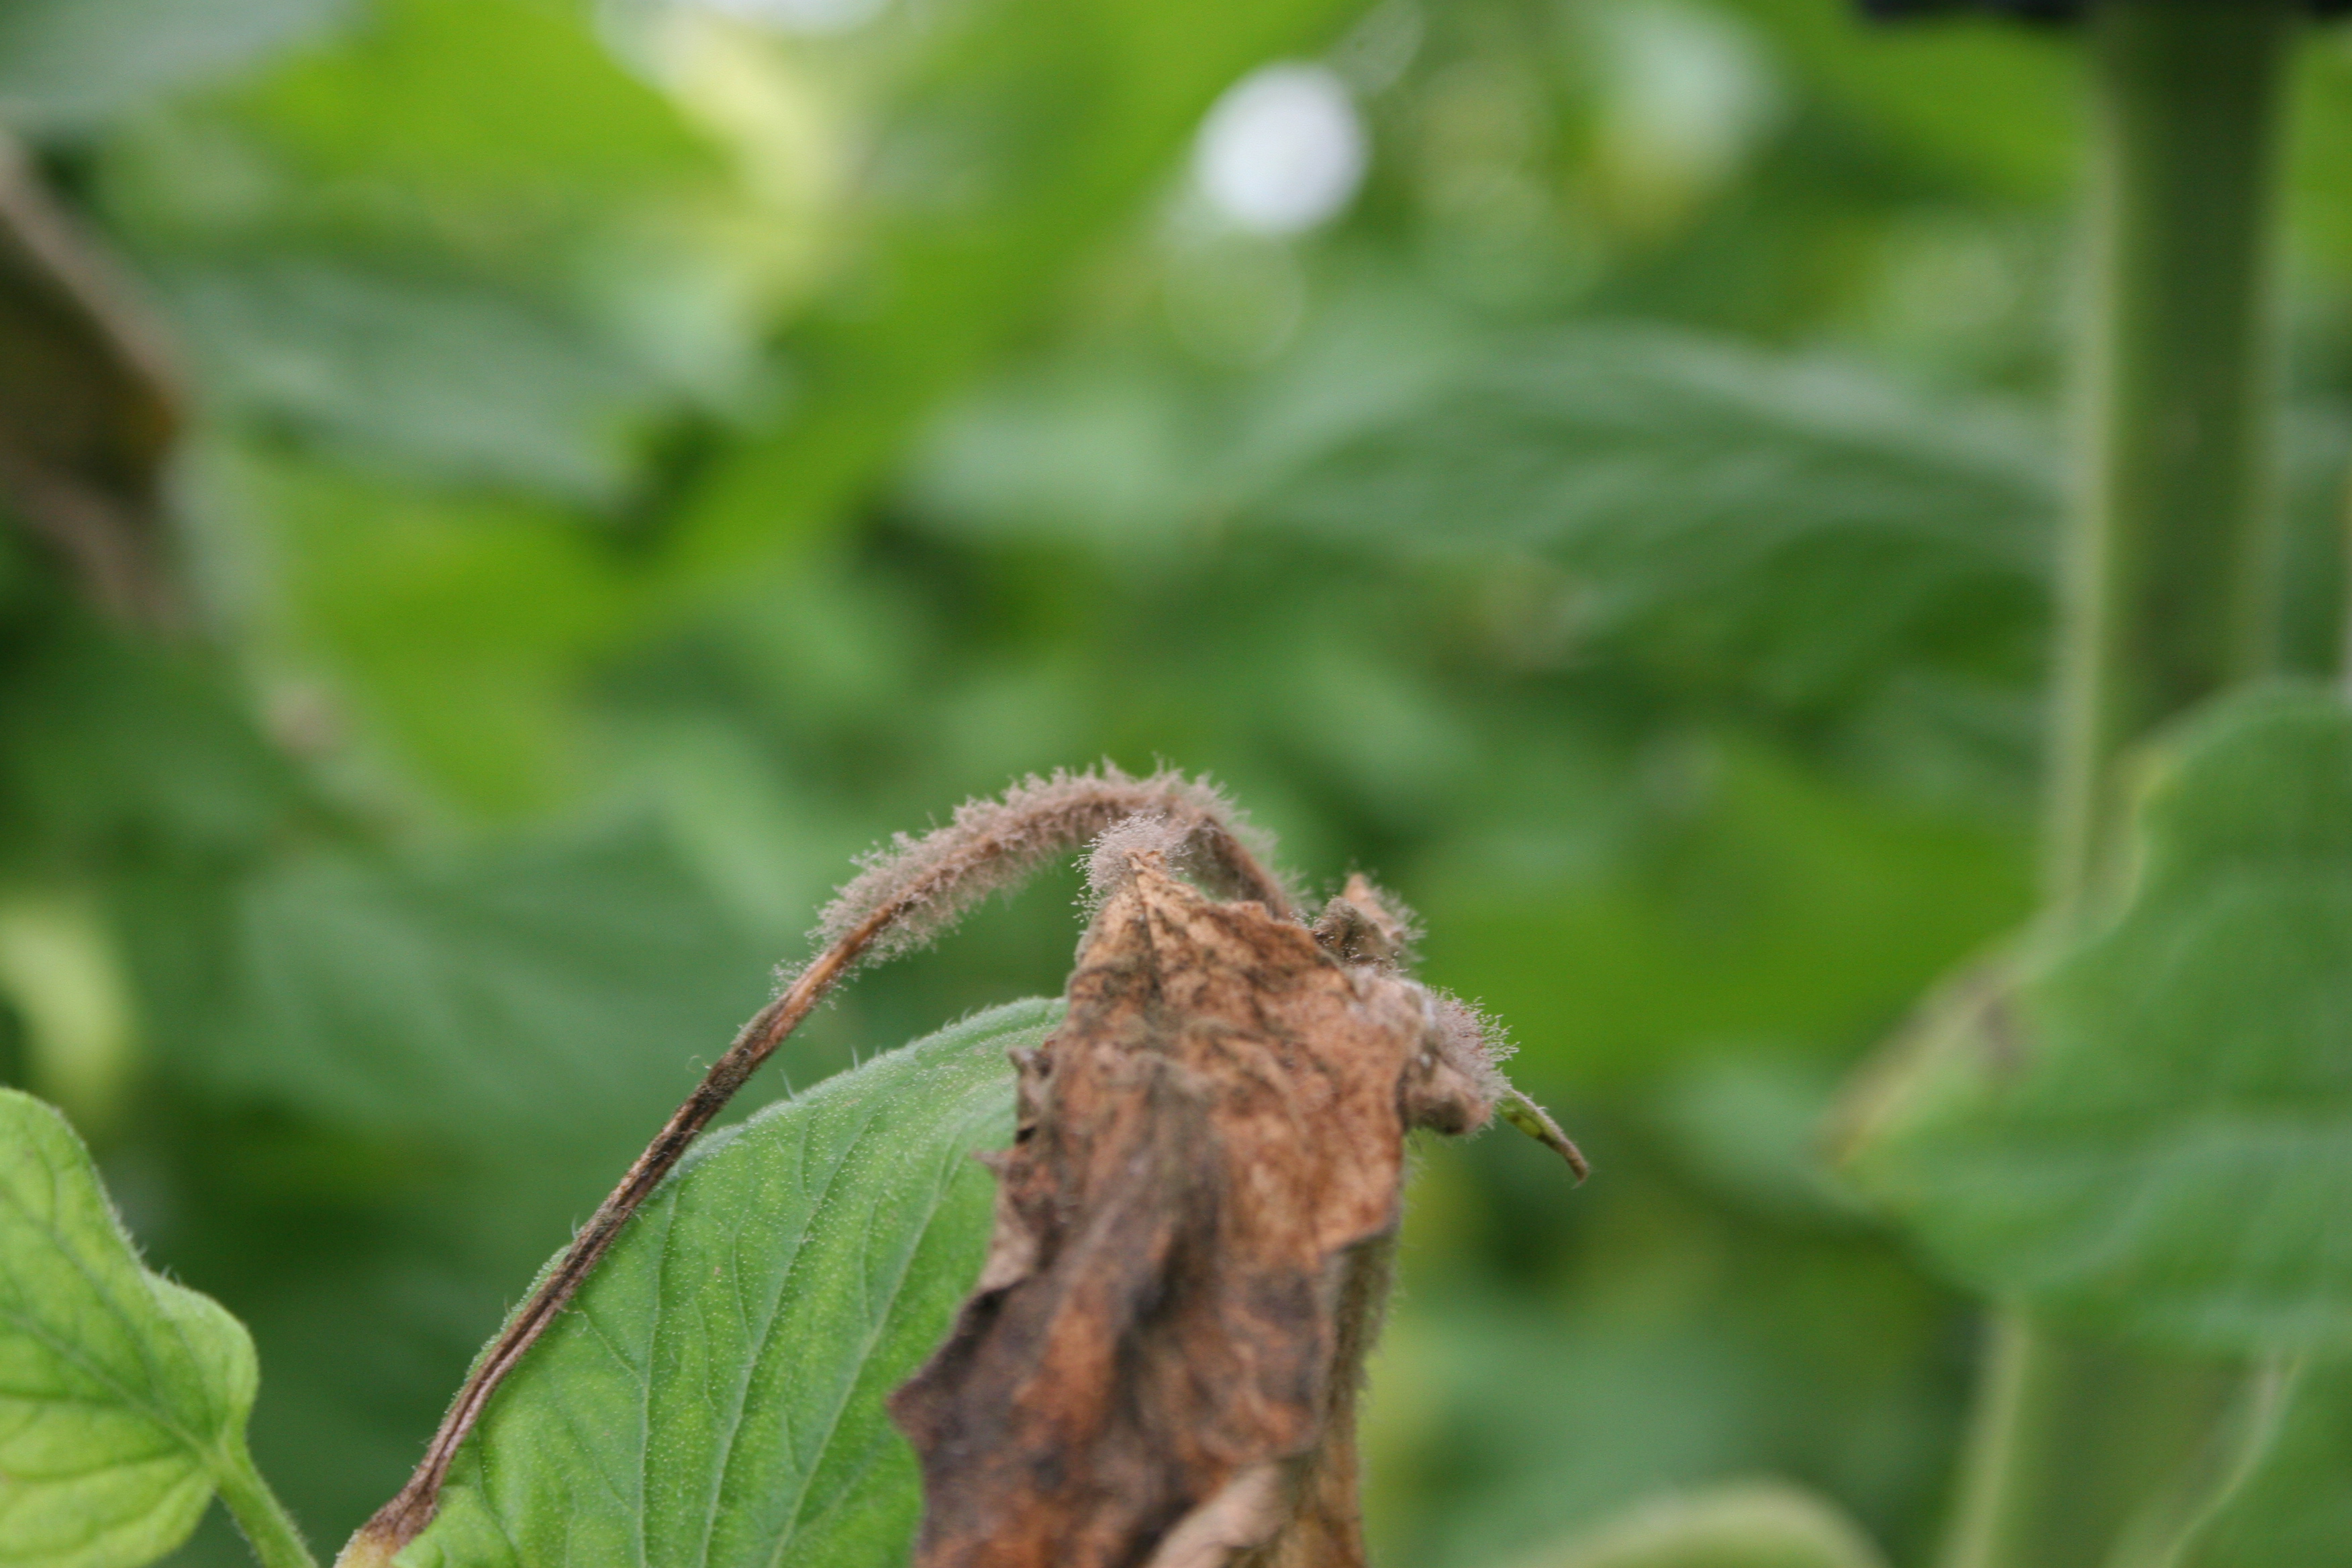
[1500,1089,1590,1181]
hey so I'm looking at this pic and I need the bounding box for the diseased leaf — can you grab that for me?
[1841,685,2352,1353]
[0,1089,261,1568]
[390,999,1044,1568]
[892,859,1539,1568]
[1244,324,2056,705]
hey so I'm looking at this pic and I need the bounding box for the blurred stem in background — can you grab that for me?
[1944,3,2298,1567]
[2047,0,2292,893]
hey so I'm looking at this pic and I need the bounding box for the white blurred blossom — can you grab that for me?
[1192,63,1368,236]
[695,0,887,36]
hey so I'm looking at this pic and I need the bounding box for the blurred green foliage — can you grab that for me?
[5,0,2352,1564]
[1845,687,2352,1356]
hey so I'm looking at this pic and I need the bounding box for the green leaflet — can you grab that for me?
[0,616,309,875]
[0,1089,288,1568]
[0,0,345,132]
[166,262,671,504]
[395,998,1048,1568]
[1842,685,2352,1354]
[1242,323,2056,705]
[1710,0,2081,203]
[2173,1359,2352,1567]
[119,0,739,503]
[152,824,773,1149]
[1526,1482,1888,1568]
[1420,736,2033,1085]
[234,0,719,204]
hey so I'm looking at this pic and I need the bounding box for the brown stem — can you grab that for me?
[345,771,1290,1561]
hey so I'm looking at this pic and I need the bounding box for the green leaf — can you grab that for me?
[1526,1481,1888,1568]
[900,277,1486,548]
[2174,1359,2352,1568]
[0,612,309,874]
[1421,736,2033,1086]
[1244,324,2056,705]
[1841,685,2352,1354]
[0,0,346,134]
[1715,0,2081,203]
[0,1089,277,1568]
[146,822,773,1148]
[97,0,743,499]
[224,454,637,817]
[234,0,720,207]
[393,998,1046,1568]
[168,261,666,501]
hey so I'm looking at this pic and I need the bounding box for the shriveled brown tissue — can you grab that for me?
[890,852,1528,1568]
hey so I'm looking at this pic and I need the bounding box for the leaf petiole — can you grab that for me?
[215,1441,320,1568]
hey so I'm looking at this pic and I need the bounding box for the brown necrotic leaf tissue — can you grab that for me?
[889,847,1574,1568]
[349,771,1575,1567]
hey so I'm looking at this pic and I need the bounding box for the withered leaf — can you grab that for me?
[889,854,1526,1568]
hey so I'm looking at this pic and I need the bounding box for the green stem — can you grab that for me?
[2046,0,2294,900]
[1941,1317,2245,1568]
[1945,5,2296,1568]
[217,1444,320,1568]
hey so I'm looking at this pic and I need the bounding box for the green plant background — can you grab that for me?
[3,1,2349,1565]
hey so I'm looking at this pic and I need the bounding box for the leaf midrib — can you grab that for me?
[755,1093,983,1568]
